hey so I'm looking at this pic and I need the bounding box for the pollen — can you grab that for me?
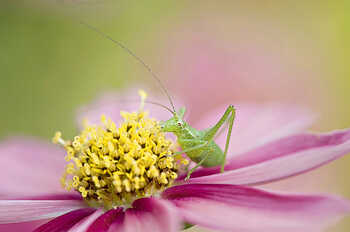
[54,93,184,209]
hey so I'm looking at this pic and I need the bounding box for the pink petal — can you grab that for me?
[0,199,85,224]
[0,220,48,232]
[194,103,315,158]
[107,210,124,232]
[120,197,180,232]
[186,129,350,185]
[87,208,123,232]
[33,208,96,232]
[165,33,322,124]
[68,209,104,232]
[163,184,350,231]
[0,195,82,231]
[8,194,82,201]
[0,137,67,196]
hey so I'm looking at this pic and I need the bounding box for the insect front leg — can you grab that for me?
[202,105,236,173]
[172,139,208,156]
[173,138,209,180]
[185,152,210,181]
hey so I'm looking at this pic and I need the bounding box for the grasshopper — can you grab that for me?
[82,22,236,180]
[160,105,235,180]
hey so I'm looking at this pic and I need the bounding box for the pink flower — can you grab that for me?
[1,91,350,232]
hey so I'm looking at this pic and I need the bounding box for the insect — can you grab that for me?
[81,22,236,180]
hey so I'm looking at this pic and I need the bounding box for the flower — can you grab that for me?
[1,90,350,232]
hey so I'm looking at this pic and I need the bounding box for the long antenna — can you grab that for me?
[108,98,175,114]
[145,100,174,114]
[79,21,176,112]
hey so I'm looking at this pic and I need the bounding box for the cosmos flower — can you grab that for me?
[1,90,350,232]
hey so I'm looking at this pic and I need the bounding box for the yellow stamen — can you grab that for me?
[138,89,148,111]
[54,93,187,209]
[52,131,65,145]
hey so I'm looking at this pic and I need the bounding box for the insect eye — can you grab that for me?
[177,122,182,127]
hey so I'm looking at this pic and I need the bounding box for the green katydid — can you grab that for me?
[81,22,236,180]
[159,105,235,180]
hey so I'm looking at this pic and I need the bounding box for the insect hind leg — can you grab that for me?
[221,106,235,172]
[202,105,236,173]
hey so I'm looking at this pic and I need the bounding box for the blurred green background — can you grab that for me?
[1,1,350,231]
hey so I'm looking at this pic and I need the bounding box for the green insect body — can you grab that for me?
[160,106,236,180]
[81,22,236,180]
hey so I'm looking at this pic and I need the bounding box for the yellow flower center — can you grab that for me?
[53,91,185,209]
